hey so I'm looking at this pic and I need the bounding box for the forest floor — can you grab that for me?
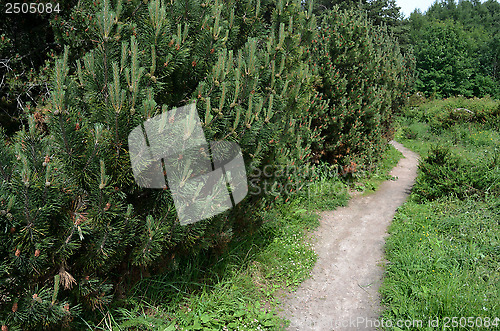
[279,141,419,330]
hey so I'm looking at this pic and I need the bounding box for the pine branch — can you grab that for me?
[58,115,72,158]
[82,143,98,174]
[0,163,9,182]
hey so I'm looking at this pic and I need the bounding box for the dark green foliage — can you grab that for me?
[412,19,480,97]
[414,144,500,201]
[0,0,321,328]
[413,145,466,200]
[0,0,82,135]
[314,0,403,29]
[310,8,414,166]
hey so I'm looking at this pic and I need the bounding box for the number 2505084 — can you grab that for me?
[443,317,499,328]
[5,2,61,14]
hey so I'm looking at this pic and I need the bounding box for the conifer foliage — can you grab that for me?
[0,0,319,328]
[310,8,414,166]
[0,0,410,329]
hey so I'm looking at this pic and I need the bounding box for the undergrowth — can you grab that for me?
[98,144,401,330]
[381,97,500,330]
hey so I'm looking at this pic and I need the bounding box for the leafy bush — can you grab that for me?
[310,7,414,167]
[406,1,500,99]
[412,96,500,131]
[413,145,465,200]
[413,145,500,201]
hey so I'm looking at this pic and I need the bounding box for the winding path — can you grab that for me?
[280,141,419,331]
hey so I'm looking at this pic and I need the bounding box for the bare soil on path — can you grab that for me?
[280,141,419,331]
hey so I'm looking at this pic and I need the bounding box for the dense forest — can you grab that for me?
[407,0,500,97]
[0,0,498,329]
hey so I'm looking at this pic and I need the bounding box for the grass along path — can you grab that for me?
[380,100,500,330]
[280,141,419,330]
[108,144,401,330]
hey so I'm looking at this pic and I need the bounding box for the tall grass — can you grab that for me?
[381,97,500,330]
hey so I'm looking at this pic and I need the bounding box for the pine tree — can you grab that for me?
[0,0,321,328]
[310,7,413,167]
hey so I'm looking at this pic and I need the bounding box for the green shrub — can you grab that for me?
[413,144,500,201]
[401,127,417,139]
[310,7,414,167]
[411,96,500,131]
[0,0,321,328]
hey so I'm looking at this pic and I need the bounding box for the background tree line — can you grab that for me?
[405,0,500,98]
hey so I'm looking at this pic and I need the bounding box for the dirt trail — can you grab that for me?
[280,141,419,331]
